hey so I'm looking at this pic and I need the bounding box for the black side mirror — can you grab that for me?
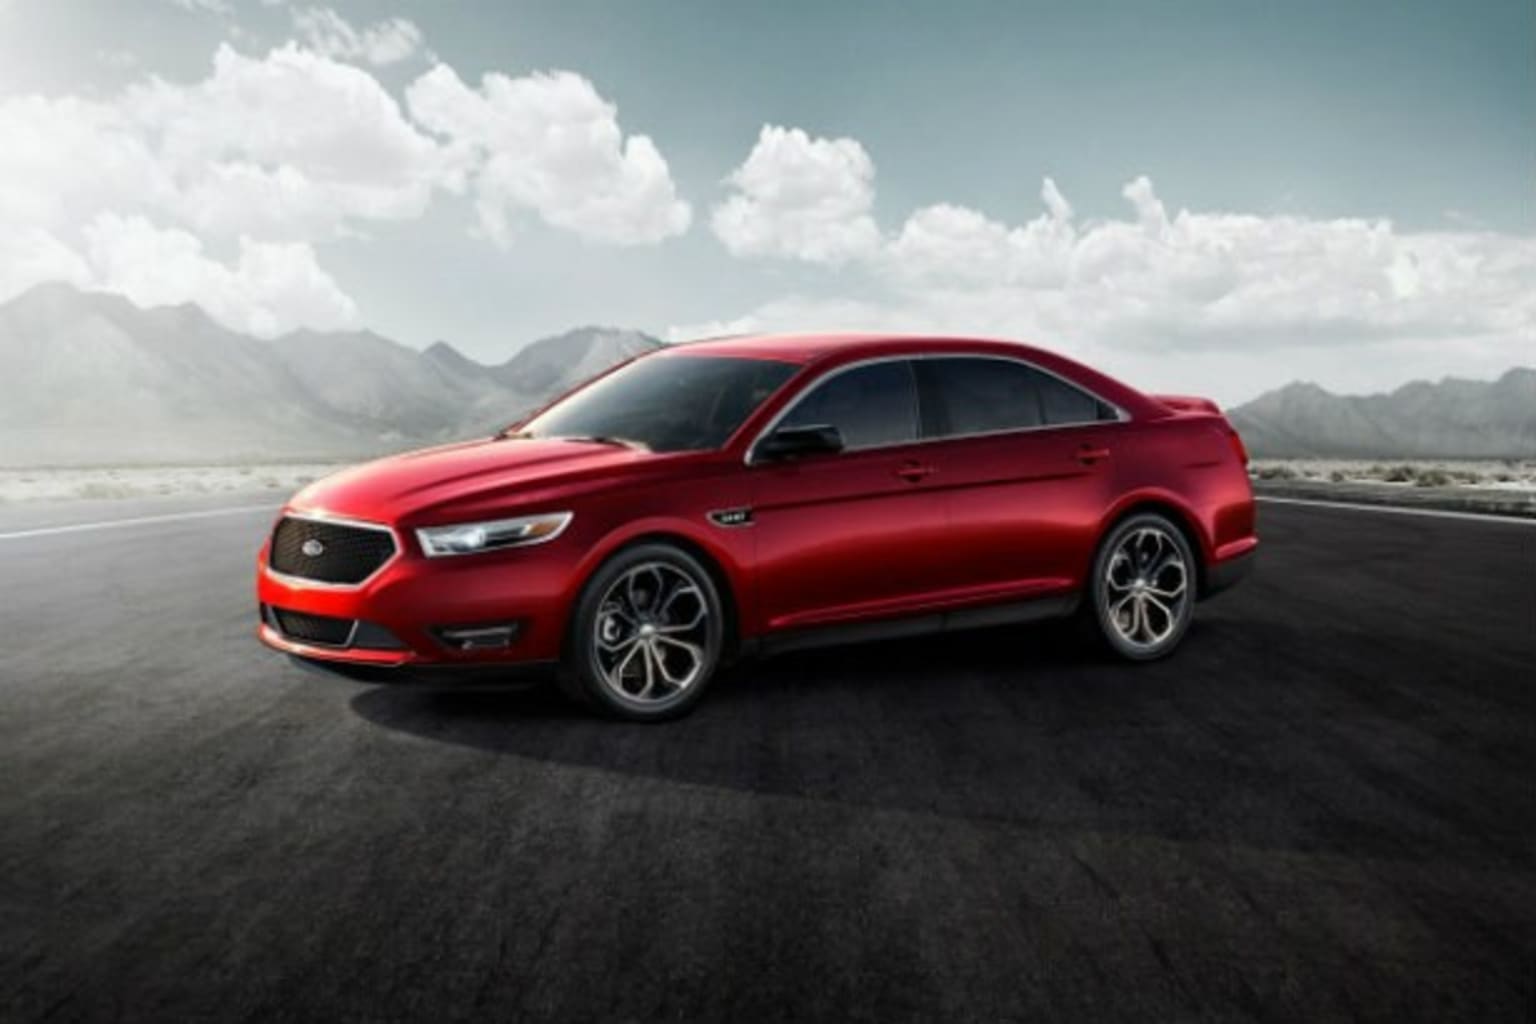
[755,424,845,462]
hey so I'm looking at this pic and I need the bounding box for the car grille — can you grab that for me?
[269,516,396,585]
[267,606,355,647]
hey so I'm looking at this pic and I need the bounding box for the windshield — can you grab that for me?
[517,354,798,453]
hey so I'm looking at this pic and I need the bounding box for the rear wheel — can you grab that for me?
[562,544,724,721]
[1089,513,1196,661]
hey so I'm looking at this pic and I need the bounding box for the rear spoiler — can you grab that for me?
[1150,394,1223,416]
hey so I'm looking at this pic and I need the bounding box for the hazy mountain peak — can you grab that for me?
[1231,370,1536,458]
[0,284,660,467]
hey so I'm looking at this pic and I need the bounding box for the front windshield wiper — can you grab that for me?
[555,434,649,450]
[503,431,648,450]
[496,429,649,450]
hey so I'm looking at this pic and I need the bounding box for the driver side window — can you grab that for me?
[779,361,919,450]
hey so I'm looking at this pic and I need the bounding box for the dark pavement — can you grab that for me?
[1,500,1533,1022]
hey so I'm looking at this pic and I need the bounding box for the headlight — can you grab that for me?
[415,512,572,557]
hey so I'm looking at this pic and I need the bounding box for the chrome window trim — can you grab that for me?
[745,352,1130,465]
[264,508,403,591]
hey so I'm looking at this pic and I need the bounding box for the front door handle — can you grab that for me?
[1075,445,1111,466]
[896,461,935,483]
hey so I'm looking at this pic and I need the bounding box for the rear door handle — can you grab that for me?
[896,461,935,483]
[1076,445,1111,466]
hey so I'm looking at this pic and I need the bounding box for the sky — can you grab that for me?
[0,0,1531,404]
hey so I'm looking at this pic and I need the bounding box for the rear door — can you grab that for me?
[747,360,950,631]
[914,356,1124,602]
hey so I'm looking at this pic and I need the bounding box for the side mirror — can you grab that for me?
[754,424,845,462]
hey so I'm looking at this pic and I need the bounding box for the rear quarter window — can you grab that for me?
[1037,373,1116,425]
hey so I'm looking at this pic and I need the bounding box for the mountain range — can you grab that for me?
[0,283,1530,465]
[0,284,660,467]
[1228,369,1536,459]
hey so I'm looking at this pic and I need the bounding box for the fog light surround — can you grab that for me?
[434,623,520,651]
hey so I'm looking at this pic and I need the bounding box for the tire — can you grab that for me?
[1089,512,1197,661]
[560,543,726,721]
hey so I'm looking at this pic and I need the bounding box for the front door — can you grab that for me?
[748,360,948,632]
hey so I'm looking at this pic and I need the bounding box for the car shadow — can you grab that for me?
[346,615,1482,860]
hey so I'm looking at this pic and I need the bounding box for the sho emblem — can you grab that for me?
[708,508,753,528]
[301,539,326,557]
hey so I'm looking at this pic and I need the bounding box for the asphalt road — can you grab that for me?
[1,499,1533,1022]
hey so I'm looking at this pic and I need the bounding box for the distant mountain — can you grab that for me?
[491,326,660,395]
[1229,369,1536,458]
[0,284,662,467]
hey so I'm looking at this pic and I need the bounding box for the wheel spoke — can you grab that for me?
[613,638,644,689]
[652,636,702,687]
[658,580,699,616]
[634,642,657,698]
[599,630,640,655]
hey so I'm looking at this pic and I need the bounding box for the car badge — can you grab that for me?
[301,539,326,557]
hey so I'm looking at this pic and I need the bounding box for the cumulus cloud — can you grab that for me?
[0,40,690,331]
[0,228,94,302]
[687,132,1536,400]
[406,65,691,246]
[0,44,445,246]
[291,7,425,67]
[83,214,359,336]
[711,125,881,265]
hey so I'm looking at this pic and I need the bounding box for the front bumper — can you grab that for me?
[256,523,581,670]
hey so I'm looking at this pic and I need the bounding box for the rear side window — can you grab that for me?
[919,357,1115,438]
[1037,373,1115,425]
[778,360,918,449]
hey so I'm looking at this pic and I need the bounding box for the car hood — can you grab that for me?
[291,437,656,522]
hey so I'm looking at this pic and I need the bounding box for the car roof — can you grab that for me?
[658,331,1164,420]
[666,332,1058,366]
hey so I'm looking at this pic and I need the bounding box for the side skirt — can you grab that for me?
[749,593,1081,658]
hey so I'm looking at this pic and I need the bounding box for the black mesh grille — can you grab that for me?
[269,516,396,584]
[270,607,355,647]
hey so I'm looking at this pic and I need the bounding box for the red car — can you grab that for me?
[258,334,1257,720]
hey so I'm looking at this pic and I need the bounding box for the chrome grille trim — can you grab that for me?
[266,510,402,589]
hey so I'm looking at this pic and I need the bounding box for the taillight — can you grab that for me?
[1226,427,1249,467]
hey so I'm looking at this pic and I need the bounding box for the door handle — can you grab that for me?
[895,461,935,483]
[1075,445,1111,466]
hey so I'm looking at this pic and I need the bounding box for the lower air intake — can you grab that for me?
[269,606,355,647]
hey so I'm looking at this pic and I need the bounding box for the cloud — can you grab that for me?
[0,40,690,331]
[0,44,446,245]
[83,214,359,337]
[688,131,1536,401]
[291,7,425,67]
[0,46,690,250]
[164,0,232,14]
[406,65,691,246]
[711,125,880,265]
[0,228,94,302]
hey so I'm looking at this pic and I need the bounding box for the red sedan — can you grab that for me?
[257,334,1257,720]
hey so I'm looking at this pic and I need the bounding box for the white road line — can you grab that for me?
[0,494,1528,540]
[1257,495,1536,526]
[0,503,279,541]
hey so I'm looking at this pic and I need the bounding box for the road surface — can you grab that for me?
[1,498,1533,1022]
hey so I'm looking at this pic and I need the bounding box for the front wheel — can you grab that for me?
[1089,513,1196,661]
[561,544,725,721]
